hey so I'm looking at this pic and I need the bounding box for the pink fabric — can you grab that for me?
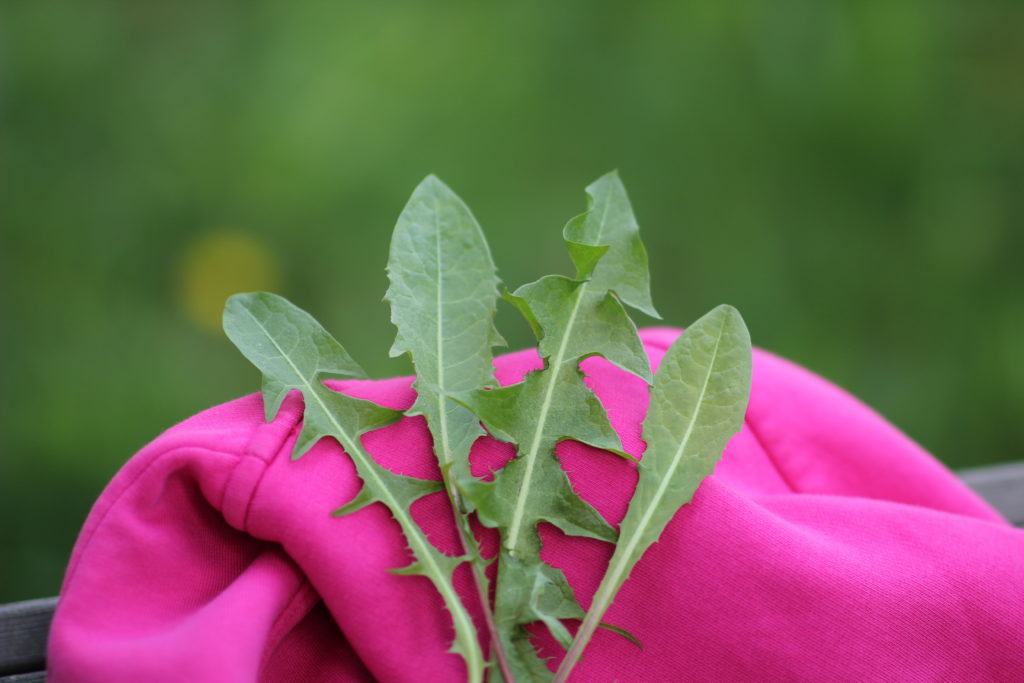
[49,328,1024,682]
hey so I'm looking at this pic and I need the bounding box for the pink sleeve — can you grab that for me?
[48,329,1024,681]
[47,393,374,682]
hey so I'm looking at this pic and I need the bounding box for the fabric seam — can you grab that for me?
[743,416,799,493]
[239,418,303,533]
[257,578,320,676]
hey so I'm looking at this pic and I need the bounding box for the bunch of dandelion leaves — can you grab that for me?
[223,172,752,682]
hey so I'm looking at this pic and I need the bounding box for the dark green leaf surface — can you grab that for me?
[554,304,752,682]
[223,292,487,682]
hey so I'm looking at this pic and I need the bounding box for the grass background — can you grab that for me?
[2,0,1022,602]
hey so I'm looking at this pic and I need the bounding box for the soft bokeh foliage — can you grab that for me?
[2,1,1022,601]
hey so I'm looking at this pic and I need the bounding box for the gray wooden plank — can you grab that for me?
[0,597,56,676]
[0,462,1018,681]
[0,673,46,683]
[959,461,1024,527]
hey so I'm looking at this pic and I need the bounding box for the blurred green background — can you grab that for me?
[2,1,1022,602]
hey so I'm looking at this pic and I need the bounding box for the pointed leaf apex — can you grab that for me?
[333,486,376,516]
[260,376,291,422]
[597,622,644,650]
[388,561,426,577]
[608,447,640,463]
[413,173,454,197]
[290,423,322,460]
[564,172,660,319]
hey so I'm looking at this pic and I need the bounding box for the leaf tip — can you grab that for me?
[414,172,453,197]
[333,487,375,516]
[597,621,644,651]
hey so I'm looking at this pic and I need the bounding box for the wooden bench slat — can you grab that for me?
[0,673,47,683]
[0,597,57,677]
[959,462,1024,527]
[0,462,1020,679]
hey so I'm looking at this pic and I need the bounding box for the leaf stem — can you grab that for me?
[327,403,486,683]
[551,562,618,682]
[239,301,487,681]
[445,482,515,682]
[428,207,514,681]
[437,395,513,680]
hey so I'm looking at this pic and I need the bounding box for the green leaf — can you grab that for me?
[597,622,643,650]
[456,172,657,680]
[223,292,487,683]
[563,171,659,318]
[494,556,585,678]
[506,276,651,383]
[385,173,504,499]
[225,292,368,422]
[458,371,623,543]
[385,175,515,681]
[553,304,752,682]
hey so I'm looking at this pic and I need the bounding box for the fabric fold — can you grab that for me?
[49,329,1024,682]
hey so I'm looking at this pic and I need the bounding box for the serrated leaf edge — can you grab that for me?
[230,300,487,683]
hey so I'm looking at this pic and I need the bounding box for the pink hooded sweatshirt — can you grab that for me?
[48,328,1024,681]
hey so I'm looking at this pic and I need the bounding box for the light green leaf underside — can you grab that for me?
[225,292,368,422]
[619,305,751,560]
[385,173,504,498]
[556,304,751,681]
[223,292,486,683]
[384,175,508,680]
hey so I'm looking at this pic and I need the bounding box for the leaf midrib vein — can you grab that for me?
[505,198,613,551]
[604,321,724,599]
[433,200,454,467]
[241,305,467,628]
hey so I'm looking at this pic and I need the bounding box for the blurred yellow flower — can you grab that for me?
[176,232,281,333]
